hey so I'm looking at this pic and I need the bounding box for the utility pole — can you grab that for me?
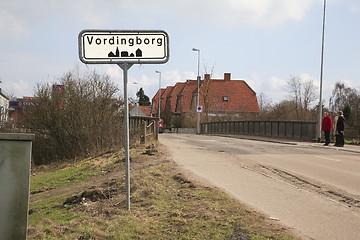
[317,0,327,142]
[192,48,201,134]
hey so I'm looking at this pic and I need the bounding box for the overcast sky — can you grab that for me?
[1,0,359,106]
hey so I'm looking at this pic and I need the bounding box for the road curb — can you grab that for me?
[214,134,360,154]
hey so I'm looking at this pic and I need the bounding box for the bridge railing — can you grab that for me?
[201,120,317,140]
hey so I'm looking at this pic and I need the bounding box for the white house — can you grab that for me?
[0,88,9,122]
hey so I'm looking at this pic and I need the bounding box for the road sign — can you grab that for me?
[197,105,203,112]
[158,118,164,128]
[78,30,169,64]
[78,29,169,211]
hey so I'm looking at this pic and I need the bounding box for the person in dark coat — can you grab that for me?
[335,111,345,147]
[322,112,332,146]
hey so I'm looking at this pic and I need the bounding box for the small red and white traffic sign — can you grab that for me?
[158,118,164,128]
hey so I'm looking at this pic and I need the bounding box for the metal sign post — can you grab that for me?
[119,62,132,210]
[79,30,169,210]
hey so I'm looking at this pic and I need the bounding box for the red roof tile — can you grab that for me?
[200,78,260,113]
[139,105,152,116]
[168,82,186,113]
[151,88,165,117]
[176,80,197,113]
[129,105,152,116]
[160,86,174,111]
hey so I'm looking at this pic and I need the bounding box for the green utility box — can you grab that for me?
[0,133,34,240]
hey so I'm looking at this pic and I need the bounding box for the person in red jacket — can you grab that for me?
[322,112,333,146]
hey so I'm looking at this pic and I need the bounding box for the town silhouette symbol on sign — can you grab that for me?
[108,47,143,58]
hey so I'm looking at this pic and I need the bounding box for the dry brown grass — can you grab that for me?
[28,142,300,240]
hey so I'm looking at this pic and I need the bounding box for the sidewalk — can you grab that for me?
[303,141,360,154]
[215,134,360,154]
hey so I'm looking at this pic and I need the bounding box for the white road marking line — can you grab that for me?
[315,156,341,162]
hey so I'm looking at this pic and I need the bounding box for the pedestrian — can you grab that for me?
[335,111,345,147]
[322,112,332,146]
[333,112,339,145]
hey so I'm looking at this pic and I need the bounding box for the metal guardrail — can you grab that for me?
[201,120,317,140]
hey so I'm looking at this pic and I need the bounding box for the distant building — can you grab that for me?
[151,73,260,128]
[0,88,9,122]
[8,97,37,121]
[151,88,165,118]
[129,104,151,117]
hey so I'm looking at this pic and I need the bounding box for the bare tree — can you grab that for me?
[270,100,297,120]
[329,82,360,136]
[201,64,215,123]
[287,76,318,120]
[257,92,272,113]
[303,79,318,111]
[22,69,123,165]
[329,82,357,112]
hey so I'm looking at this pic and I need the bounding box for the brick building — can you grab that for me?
[152,73,260,128]
[8,97,38,121]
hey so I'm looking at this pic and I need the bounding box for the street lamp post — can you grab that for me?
[133,82,139,116]
[156,71,161,120]
[317,0,327,142]
[192,48,200,134]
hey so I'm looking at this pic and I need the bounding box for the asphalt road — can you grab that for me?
[160,133,360,240]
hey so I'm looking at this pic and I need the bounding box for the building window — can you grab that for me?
[191,94,197,108]
[176,97,182,108]
[223,96,229,101]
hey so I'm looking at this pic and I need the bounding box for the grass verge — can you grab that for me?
[28,142,300,240]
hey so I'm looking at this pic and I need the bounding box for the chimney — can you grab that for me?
[204,73,211,81]
[224,73,231,82]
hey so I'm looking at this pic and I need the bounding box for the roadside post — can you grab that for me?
[78,30,169,210]
[0,133,35,240]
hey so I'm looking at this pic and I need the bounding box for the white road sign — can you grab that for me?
[78,30,169,64]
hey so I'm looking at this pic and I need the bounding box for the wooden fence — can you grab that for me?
[129,116,158,144]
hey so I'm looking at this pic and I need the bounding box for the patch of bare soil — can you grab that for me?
[30,145,160,203]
